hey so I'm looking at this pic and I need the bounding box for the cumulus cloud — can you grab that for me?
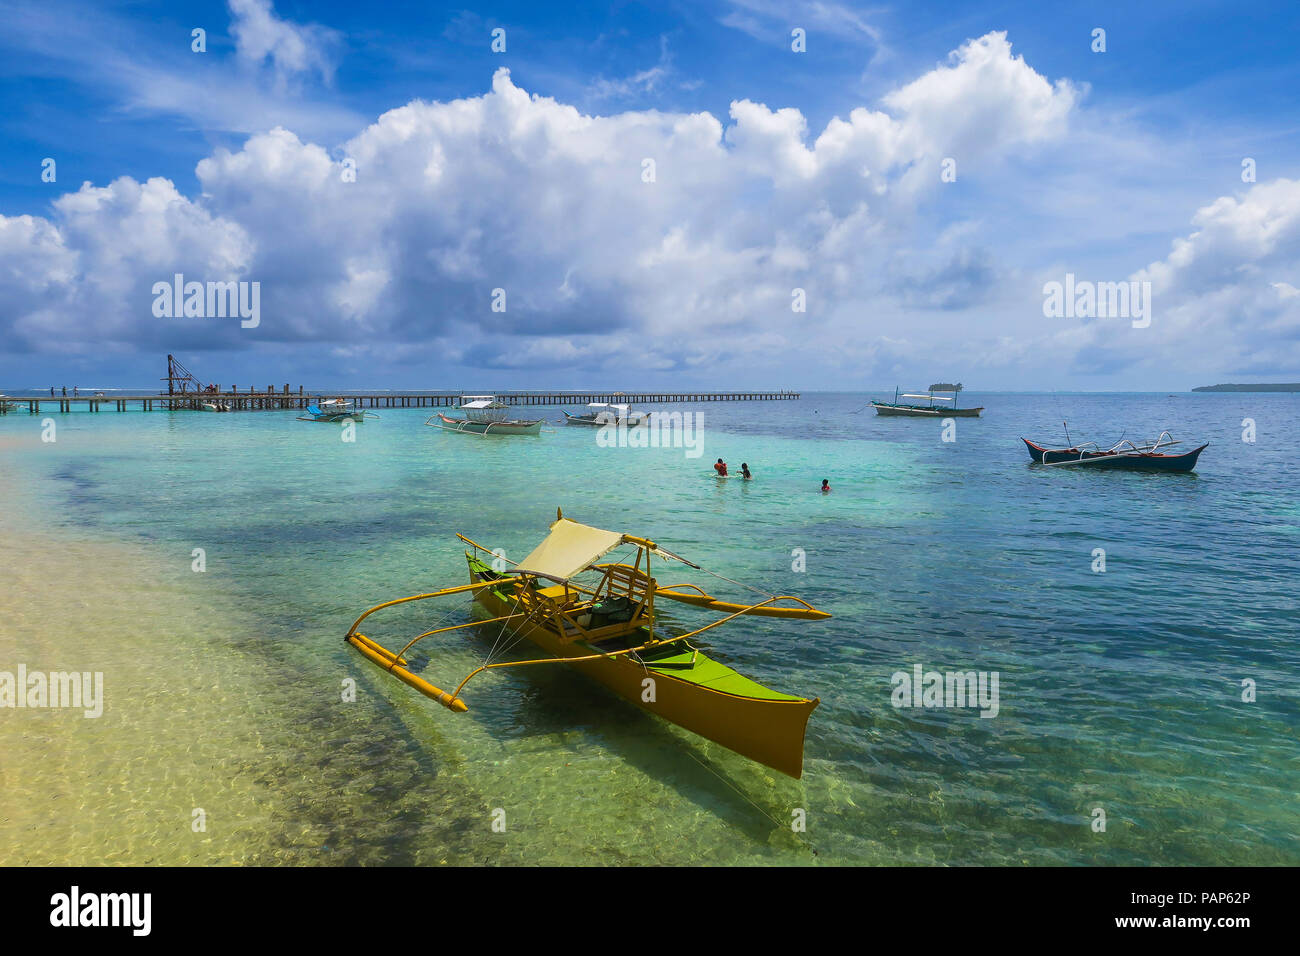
[884,33,1078,157]
[1135,179,1300,373]
[1022,178,1300,380]
[1,33,1094,377]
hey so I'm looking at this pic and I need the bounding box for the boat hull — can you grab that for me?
[563,411,650,427]
[872,402,983,417]
[298,413,365,423]
[468,560,818,778]
[1022,438,1207,472]
[434,413,542,435]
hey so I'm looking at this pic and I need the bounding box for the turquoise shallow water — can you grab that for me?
[1,392,1297,865]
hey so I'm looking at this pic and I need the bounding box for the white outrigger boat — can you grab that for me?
[427,395,544,436]
[871,383,983,417]
[297,398,375,423]
[563,402,650,427]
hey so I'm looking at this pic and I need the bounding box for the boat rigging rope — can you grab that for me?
[479,589,532,668]
[684,751,818,857]
[695,565,775,599]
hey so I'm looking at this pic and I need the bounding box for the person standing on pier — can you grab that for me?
[73,385,78,396]
[50,386,54,397]
[61,386,66,396]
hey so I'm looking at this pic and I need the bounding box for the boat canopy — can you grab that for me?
[583,402,631,412]
[516,517,626,580]
[460,400,500,409]
[901,393,952,401]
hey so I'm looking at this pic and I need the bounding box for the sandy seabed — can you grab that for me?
[0,436,309,864]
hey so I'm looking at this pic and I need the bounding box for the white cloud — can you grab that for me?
[884,33,1078,164]
[1131,179,1300,372]
[0,0,361,140]
[228,0,340,83]
[0,32,1155,382]
[587,35,675,101]
[1016,178,1300,380]
[720,0,883,45]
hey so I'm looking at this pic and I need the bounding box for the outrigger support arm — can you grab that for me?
[344,579,524,713]
[343,579,504,639]
[391,614,525,663]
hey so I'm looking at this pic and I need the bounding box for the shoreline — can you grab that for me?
[0,445,315,864]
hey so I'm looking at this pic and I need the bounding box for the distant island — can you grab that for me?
[1192,383,1300,392]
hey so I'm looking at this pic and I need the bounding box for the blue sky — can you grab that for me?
[1,0,1298,390]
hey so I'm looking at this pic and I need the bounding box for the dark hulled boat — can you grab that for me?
[1022,436,1207,472]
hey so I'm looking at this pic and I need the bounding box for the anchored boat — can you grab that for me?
[427,395,543,435]
[345,510,830,778]
[297,398,375,423]
[871,383,982,417]
[1023,431,1207,472]
[563,402,650,426]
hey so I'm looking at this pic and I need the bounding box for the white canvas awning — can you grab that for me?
[516,518,626,580]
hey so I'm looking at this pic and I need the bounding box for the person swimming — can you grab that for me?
[821,478,831,493]
[741,463,752,480]
[714,458,728,477]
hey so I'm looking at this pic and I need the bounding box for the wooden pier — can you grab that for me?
[5,389,800,414]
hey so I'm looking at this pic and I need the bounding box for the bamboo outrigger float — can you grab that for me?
[345,510,830,778]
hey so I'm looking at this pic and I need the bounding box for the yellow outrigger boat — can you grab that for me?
[345,510,830,778]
